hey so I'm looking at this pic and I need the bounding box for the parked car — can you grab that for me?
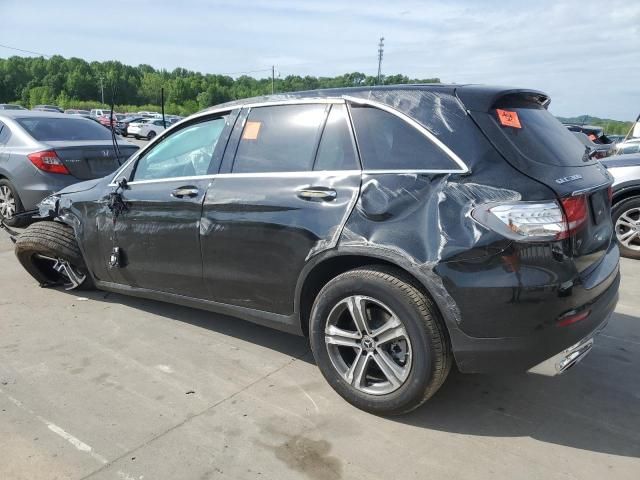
[607,134,627,144]
[115,116,145,137]
[90,108,114,118]
[0,111,138,226]
[32,105,64,113]
[64,109,92,119]
[572,132,614,159]
[615,139,640,155]
[0,104,28,110]
[601,153,640,258]
[128,118,166,139]
[9,85,619,415]
[565,124,613,144]
[96,113,125,129]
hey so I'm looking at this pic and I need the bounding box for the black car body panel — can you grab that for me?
[39,84,618,374]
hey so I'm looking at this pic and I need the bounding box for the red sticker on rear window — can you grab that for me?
[496,109,521,128]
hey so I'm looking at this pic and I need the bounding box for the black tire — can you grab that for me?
[309,267,452,415]
[147,130,156,140]
[134,135,140,140]
[612,196,640,259]
[0,179,27,227]
[14,221,95,289]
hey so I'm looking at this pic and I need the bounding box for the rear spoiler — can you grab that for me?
[456,86,550,112]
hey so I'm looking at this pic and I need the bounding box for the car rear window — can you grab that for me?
[349,105,459,171]
[16,117,113,141]
[490,106,594,166]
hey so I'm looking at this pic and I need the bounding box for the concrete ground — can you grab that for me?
[0,236,638,480]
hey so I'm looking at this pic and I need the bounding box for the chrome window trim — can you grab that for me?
[342,95,470,174]
[114,168,469,187]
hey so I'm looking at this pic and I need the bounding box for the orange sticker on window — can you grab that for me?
[496,109,521,128]
[242,121,261,140]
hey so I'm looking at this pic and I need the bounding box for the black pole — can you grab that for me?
[161,87,166,129]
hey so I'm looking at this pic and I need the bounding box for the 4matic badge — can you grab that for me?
[555,174,583,185]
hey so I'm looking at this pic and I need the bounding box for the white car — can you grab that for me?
[127,118,167,140]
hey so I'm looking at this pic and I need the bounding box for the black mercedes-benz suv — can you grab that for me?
[8,85,620,415]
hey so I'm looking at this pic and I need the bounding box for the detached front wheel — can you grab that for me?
[14,221,94,290]
[310,267,452,415]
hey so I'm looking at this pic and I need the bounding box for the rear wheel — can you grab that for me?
[147,130,156,140]
[0,179,27,227]
[613,196,640,259]
[14,221,94,289]
[309,267,452,415]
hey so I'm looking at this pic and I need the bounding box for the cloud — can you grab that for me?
[1,0,638,119]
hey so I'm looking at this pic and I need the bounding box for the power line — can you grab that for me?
[0,43,51,58]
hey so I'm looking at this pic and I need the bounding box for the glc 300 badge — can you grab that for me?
[555,174,583,184]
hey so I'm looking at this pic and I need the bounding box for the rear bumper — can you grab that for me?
[448,267,619,374]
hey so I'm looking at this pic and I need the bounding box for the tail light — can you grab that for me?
[557,195,588,239]
[27,150,70,175]
[472,195,588,242]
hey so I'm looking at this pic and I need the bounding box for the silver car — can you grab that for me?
[602,153,640,258]
[0,111,138,226]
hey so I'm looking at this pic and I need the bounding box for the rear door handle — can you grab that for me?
[171,186,199,198]
[297,187,337,201]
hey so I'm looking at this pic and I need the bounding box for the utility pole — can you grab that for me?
[161,87,166,128]
[377,36,385,85]
[99,76,105,104]
[271,65,275,94]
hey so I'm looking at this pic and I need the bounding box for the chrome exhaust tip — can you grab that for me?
[528,337,595,376]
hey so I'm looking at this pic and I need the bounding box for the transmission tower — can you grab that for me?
[377,37,385,85]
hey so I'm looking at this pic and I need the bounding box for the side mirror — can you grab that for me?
[117,177,129,190]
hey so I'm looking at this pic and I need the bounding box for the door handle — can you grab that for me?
[297,187,337,201]
[171,186,199,198]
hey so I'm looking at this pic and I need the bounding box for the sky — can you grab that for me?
[1,0,639,120]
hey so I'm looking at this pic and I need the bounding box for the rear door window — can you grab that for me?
[490,106,594,166]
[349,104,459,170]
[232,104,326,173]
[313,104,359,171]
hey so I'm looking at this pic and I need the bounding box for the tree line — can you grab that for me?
[0,55,439,116]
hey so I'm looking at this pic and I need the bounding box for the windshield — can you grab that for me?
[492,106,594,166]
[17,117,113,141]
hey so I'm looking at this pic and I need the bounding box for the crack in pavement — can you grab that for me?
[79,348,310,480]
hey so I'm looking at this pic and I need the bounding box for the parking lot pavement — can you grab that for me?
[0,238,638,480]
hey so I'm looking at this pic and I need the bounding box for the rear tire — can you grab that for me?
[0,179,27,227]
[147,130,156,140]
[612,196,640,259]
[309,267,452,415]
[14,221,95,289]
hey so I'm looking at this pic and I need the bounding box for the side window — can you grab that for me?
[0,122,10,145]
[133,116,227,181]
[232,104,326,173]
[314,104,359,171]
[349,104,458,170]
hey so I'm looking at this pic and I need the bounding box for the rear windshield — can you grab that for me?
[492,106,594,166]
[17,117,113,141]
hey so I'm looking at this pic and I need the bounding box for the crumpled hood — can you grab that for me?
[57,177,104,195]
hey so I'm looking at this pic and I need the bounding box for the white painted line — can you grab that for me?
[1,387,108,464]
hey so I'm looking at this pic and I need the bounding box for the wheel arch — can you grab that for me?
[612,183,640,206]
[295,250,456,342]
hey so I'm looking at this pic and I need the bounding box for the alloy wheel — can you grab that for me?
[615,207,640,251]
[324,295,412,395]
[34,254,87,289]
[0,185,16,219]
